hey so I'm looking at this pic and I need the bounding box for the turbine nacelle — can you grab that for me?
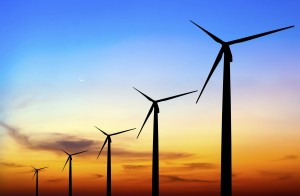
[61,149,88,171]
[190,20,294,103]
[95,126,136,159]
[133,87,197,138]
[153,102,159,113]
[32,166,48,179]
[222,45,232,62]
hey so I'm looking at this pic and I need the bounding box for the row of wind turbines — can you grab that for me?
[31,21,294,196]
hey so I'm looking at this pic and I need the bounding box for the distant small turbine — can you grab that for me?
[95,126,136,196]
[134,87,197,196]
[62,149,88,196]
[32,166,48,196]
[190,20,294,196]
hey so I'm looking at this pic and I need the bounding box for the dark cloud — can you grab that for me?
[160,152,194,160]
[0,121,97,154]
[160,175,217,183]
[47,177,65,183]
[0,121,33,148]
[0,121,196,161]
[105,148,152,158]
[56,140,95,152]
[91,174,103,178]
[232,173,239,178]
[183,163,216,170]
[259,171,293,180]
[123,164,150,171]
[0,161,25,168]
[107,149,194,162]
[122,162,215,173]
[161,162,217,173]
[272,155,298,161]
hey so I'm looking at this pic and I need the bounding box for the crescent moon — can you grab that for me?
[78,76,85,82]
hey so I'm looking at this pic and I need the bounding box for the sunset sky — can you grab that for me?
[0,0,300,195]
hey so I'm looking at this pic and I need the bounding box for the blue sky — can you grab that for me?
[1,0,299,121]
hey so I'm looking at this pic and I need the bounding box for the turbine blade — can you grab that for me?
[32,171,37,180]
[196,48,223,103]
[95,126,108,136]
[62,156,70,171]
[38,166,49,171]
[61,149,70,155]
[31,166,37,170]
[157,90,198,103]
[228,26,294,45]
[97,138,108,159]
[137,105,154,139]
[71,150,88,156]
[190,20,224,44]
[110,128,136,136]
[133,87,154,102]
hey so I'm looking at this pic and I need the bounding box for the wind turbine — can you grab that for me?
[95,126,136,196]
[32,166,48,196]
[190,20,294,196]
[134,87,197,196]
[62,149,88,196]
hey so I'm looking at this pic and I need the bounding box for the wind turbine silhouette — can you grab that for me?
[95,126,136,196]
[32,166,48,196]
[62,149,88,196]
[190,20,294,196]
[134,87,197,196]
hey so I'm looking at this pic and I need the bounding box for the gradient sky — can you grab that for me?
[0,0,300,195]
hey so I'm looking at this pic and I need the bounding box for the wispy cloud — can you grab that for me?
[120,152,194,163]
[123,164,150,171]
[232,173,239,178]
[0,161,25,168]
[160,152,194,160]
[160,175,217,183]
[47,177,65,183]
[259,171,293,180]
[1,121,194,161]
[0,121,97,154]
[161,162,217,173]
[271,155,298,161]
[91,174,103,178]
[0,121,33,148]
[183,163,217,170]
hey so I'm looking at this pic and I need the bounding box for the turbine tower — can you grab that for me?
[191,20,294,196]
[32,166,48,196]
[62,149,88,196]
[95,126,136,196]
[134,87,197,196]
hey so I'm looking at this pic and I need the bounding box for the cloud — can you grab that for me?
[272,155,298,161]
[123,164,150,171]
[160,152,194,160]
[161,162,217,173]
[0,121,196,161]
[259,171,293,180]
[120,152,195,163]
[91,174,103,178]
[0,161,25,168]
[47,177,65,183]
[0,121,97,154]
[232,173,239,178]
[160,175,217,183]
[183,163,217,170]
[0,121,33,148]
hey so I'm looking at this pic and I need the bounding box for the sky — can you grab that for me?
[0,0,300,195]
